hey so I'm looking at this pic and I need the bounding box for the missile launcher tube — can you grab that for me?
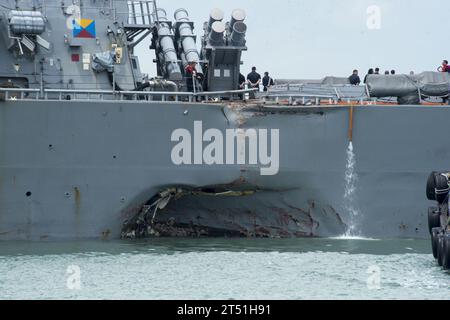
[230,21,247,46]
[156,9,182,80]
[208,21,226,46]
[230,9,246,30]
[174,9,203,74]
[208,8,224,29]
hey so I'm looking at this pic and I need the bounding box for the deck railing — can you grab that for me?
[1,87,446,106]
[0,87,257,103]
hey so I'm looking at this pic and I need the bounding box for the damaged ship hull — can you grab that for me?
[0,99,446,240]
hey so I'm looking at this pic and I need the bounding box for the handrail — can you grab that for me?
[266,93,336,99]
[1,87,447,106]
[0,88,41,100]
[0,88,41,92]
[0,87,258,102]
[42,88,257,95]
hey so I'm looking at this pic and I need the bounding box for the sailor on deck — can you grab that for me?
[348,70,361,86]
[247,67,261,98]
[239,73,246,89]
[364,68,374,84]
[185,61,198,93]
[262,72,274,92]
[439,60,450,73]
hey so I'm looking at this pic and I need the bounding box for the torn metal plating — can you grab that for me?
[121,186,258,239]
[121,183,348,239]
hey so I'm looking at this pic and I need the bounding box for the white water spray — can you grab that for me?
[343,142,360,237]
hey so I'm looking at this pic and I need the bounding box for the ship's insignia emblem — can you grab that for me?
[72,19,96,38]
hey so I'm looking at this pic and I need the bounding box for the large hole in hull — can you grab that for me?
[121,184,348,239]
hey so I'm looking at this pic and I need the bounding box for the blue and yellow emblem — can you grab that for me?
[72,19,96,38]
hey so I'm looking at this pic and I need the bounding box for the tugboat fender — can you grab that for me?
[442,235,450,270]
[437,234,445,267]
[431,227,441,259]
[428,207,440,234]
[426,172,438,201]
[434,174,450,205]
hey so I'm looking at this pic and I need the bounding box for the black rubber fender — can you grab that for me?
[426,172,437,201]
[437,234,445,267]
[432,227,441,259]
[428,207,440,234]
[435,174,450,205]
[443,234,450,270]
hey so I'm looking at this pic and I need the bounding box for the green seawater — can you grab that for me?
[0,238,448,300]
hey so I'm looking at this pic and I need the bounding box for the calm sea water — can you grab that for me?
[0,238,448,300]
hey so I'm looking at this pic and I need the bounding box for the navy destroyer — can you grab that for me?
[1,0,450,240]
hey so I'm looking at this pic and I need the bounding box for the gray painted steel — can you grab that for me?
[0,98,447,240]
[0,0,446,241]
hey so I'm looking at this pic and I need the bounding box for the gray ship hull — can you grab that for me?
[0,99,446,240]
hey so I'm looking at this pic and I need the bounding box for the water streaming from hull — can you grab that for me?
[343,142,360,237]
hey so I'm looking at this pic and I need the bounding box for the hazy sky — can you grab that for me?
[136,0,449,79]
